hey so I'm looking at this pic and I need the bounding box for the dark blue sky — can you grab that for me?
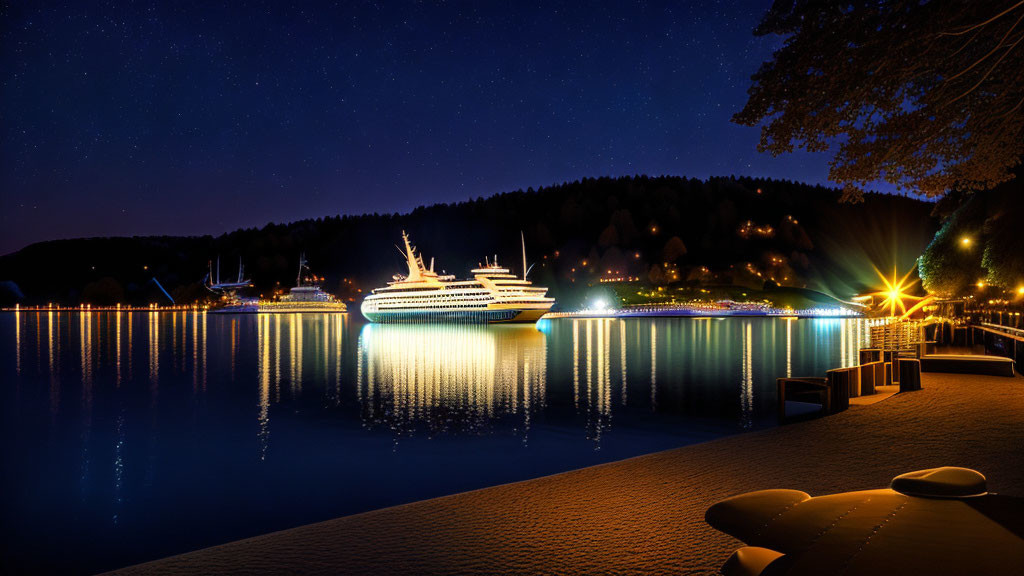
[2,1,852,255]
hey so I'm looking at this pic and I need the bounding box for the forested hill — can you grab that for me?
[0,175,937,307]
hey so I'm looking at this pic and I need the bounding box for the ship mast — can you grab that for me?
[521,231,527,280]
[401,231,424,282]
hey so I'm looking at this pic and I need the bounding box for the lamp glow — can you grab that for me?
[868,267,925,318]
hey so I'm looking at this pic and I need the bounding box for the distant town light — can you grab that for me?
[960,237,972,247]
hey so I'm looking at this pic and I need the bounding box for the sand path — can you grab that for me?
[110,371,1024,575]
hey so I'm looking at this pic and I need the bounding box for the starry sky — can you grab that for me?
[2,1,851,255]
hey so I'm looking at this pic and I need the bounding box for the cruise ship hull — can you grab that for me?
[361,307,549,324]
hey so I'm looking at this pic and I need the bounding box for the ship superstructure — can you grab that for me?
[360,232,554,323]
[258,254,347,313]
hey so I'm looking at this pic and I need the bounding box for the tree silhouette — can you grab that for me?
[736,1,1024,199]
[0,175,937,305]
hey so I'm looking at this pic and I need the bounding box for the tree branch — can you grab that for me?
[940,1,1024,37]
[945,12,1024,82]
[997,94,1024,118]
[948,34,1023,105]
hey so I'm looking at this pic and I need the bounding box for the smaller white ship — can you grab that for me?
[258,254,348,313]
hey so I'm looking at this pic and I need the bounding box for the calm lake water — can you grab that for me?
[0,311,871,574]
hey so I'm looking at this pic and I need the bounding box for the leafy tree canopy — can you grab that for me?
[919,173,1024,294]
[735,1,1024,199]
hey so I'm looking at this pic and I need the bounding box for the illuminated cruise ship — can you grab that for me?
[361,232,555,323]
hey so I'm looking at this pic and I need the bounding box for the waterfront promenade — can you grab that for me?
[111,371,1024,575]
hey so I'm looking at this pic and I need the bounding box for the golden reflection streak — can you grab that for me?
[650,322,657,410]
[786,317,793,378]
[356,324,545,438]
[80,310,93,493]
[539,330,547,407]
[171,311,177,369]
[841,317,847,368]
[602,319,611,417]
[115,311,122,387]
[322,314,329,393]
[258,314,271,460]
[14,308,20,375]
[273,314,281,401]
[585,320,593,419]
[148,312,159,400]
[572,319,579,409]
[288,315,296,391]
[573,319,616,446]
[741,321,753,429]
[180,311,187,368]
[522,355,530,440]
[230,318,237,382]
[49,311,59,416]
[334,314,343,401]
[595,320,603,423]
[127,312,133,380]
[192,310,199,392]
[620,320,627,405]
[81,311,93,389]
[35,312,42,370]
[47,311,55,373]
[93,312,100,367]
[289,315,303,394]
[201,311,207,390]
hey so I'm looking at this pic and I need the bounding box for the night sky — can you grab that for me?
[3,1,853,255]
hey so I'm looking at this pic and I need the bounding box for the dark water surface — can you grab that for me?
[0,311,871,574]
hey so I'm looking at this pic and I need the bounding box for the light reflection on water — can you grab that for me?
[2,311,872,574]
[356,323,547,441]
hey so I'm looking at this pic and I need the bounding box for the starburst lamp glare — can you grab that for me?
[868,267,931,319]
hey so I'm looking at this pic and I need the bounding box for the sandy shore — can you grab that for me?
[110,371,1024,575]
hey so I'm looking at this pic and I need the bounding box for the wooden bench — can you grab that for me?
[777,368,854,423]
[777,377,831,422]
[920,354,1016,377]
